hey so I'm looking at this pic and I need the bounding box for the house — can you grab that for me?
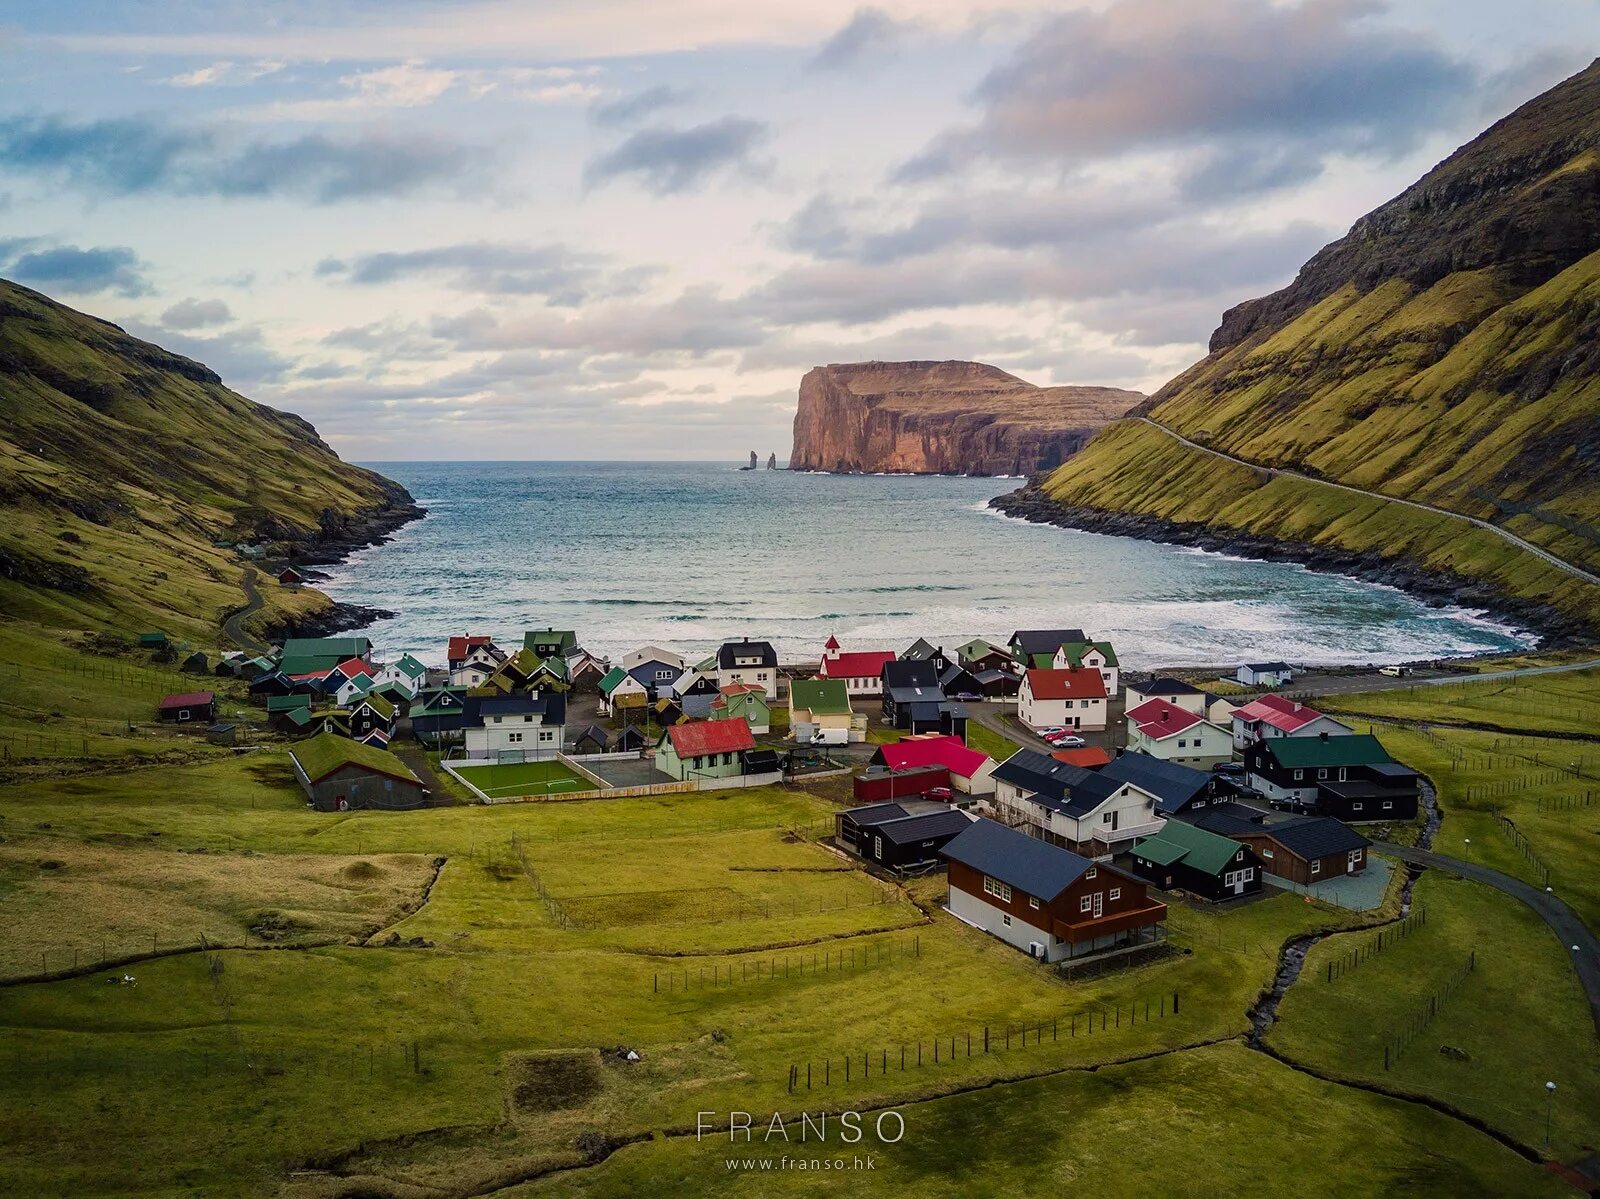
[1124,677,1206,714]
[1052,746,1112,768]
[881,659,966,735]
[1237,661,1294,688]
[1007,629,1087,667]
[157,690,216,724]
[1123,698,1232,768]
[357,727,393,750]
[1192,808,1370,885]
[206,723,237,746]
[1098,752,1214,818]
[901,638,941,661]
[280,637,373,677]
[524,628,577,660]
[667,667,721,700]
[410,687,468,741]
[266,693,313,730]
[448,636,504,687]
[346,692,397,741]
[973,668,1021,699]
[288,731,427,812]
[598,667,649,714]
[139,631,168,649]
[652,696,688,728]
[325,658,380,707]
[278,566,304,585]
[940,818,1167,962]
[565,650,609,693]
[938,662,986,701]
[873,734,996,796]
[179,651,209,675]
[836,803,973,871]
[1017,667,1106,732]
[214,652,248,678]
[1231,694,1352,749]
[853,765,950,804]
[991,749,1164,855]
[1127,820,1263,901]
[572,723,611,754]
[1052,641,1119,695]
[1244,733,1420,821]
[954,638,1015,675]
[376,653,428,700]
[654,717,758,781]
[789,678,858,745]
[714,639,779,699]
[611,725,650,753]
[464,693,567,760]
[816,635,897,697]
[622,645,688,698]
[522,655,571,693]
[711,683,771,733]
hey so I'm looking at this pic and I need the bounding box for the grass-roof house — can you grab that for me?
[288,731,427,812]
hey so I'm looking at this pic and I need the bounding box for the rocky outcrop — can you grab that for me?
[789,360,1142,475]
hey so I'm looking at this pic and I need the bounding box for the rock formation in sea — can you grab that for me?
[788,360,1143,476]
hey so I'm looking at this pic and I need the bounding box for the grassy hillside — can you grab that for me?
[1031,60,1600,628]
[0,278,417,643]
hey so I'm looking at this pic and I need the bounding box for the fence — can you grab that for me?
[786,990,1183,1092]
[653,935,921,994]
[1462,773,1594,800]
[1490,810,1552,886]
[1324,908,1426,983]
[1535,791,1596,812]
[1382,951,1477,1070]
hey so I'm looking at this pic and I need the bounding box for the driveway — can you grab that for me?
[1263,854,1393,912]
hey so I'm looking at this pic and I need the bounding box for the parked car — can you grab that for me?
[1378,664,1413,677]
[1047,733,1086,747]
[1212,761,1245,775]
[1035,726,1067,737]
[922,786,953,802]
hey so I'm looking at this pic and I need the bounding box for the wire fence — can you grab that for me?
[1324,908,1426,983]
[1490,810,1553,887]
[1383,951,1477,1070]
[786,989,1184,1092]
[652,935,921,994]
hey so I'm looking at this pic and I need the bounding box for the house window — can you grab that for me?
[1293,769,1304,780]
[873,836,882,859]
[1178,739,1187,748]
[538,730,554,743]
[655,669,672,680]
[1102,813,1113,824]
[1262,847,1274,859]
[1317,768,1328,780]
[1002,914,1012,927]
[1382,801,1393,810]
[1079,896,1092,913]
[1352,802,1363,812]
[1029,897,1040,910]
[1310,860,1321,875]
[1244,868,1254,881]
[1337,767,1348,782]
[493,716,502,724]
[1085,867,1096,879]
[982,875,1012,903]
[178,710,191,721]
[1109,888,1121,901]
[509,732,522,743]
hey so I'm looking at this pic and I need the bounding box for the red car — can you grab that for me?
[922,786,953,801]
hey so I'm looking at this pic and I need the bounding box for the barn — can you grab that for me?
[157,690,216,724]
[288,731,429,812]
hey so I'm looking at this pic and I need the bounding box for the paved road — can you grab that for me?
[1376,842,1600,1036]
[222,567,268,654]
[1137,417,1600,587]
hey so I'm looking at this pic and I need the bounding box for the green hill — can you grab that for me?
[1016,59,1600,639]
[0,278,419,642]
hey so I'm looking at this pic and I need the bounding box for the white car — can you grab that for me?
[1047,733,1086,748]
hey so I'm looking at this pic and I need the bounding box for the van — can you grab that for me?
[1378,665,1412,678]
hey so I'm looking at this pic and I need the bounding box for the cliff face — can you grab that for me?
[789,360,1143,475]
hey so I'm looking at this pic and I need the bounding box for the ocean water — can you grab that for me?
[321,461,1532,668]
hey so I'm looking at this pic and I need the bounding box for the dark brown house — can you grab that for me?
[1192,807,1370,885]
[157,690,217,725]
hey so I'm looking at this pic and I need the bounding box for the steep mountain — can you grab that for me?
[789,360,1142,475]
[1000,60,1600,639]
[0,279,421,641]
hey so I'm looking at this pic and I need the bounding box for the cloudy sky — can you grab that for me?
[0,1,1593,461]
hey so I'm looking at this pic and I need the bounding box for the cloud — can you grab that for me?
[165,60,286,87]
[159,297,233,328]
[903,0,1479,181]
[590,84,691,128]
[1,242,151,297]
[316,242,656,303]
[126,321,292,387]
[808,8,911,72]
[0,113,489,202]
[583,116,767,194]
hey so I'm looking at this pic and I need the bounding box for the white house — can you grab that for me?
[376,653,427,700]
[1124,698,1233,768]
[816,635,897,697]
[1018,667,1107,732]
[464,695,565,760]
[1237,661,1294,688]
[990,749,1164,856]
[1051,640,1119,696]
[1231,694,1352,750]
[714,639,780,699]
[449,639,505,688]
[1124,677,1206,715]
[598,668,649,715]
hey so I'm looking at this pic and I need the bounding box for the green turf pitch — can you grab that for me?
[457,759,595,798]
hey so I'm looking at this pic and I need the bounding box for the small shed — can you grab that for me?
[206,723,237,746]
[836,803,973,870]
[157,690,217,724]
[278,566,305,585]
[611,725,650,753]
[180,650,210,674]
[288,731,427,812]
[1237,661,1294,688]
[139,632,168,649]
[853,764,950,804]
[572,723,610,754]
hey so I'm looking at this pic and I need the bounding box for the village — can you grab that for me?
[153,595,1423,971]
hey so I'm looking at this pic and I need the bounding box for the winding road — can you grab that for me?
[1136,417,1600,588]
[222,567,268,655]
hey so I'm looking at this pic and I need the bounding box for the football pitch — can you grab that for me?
[456,758,597,799]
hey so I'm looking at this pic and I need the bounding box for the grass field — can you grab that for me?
[454,758,598,799]
[1320,667,1600,737]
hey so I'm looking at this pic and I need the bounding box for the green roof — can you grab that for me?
[790,678,851,715]
[415,686,466,713]
[523,629,577,653]
[266,694,311,712]
[289,731,419,786]
[955,638,1005,661]
[1028,653,1054,669]
[1268,733,1394,769]
[356,692,396,720]
[598,666,629,694]
[138,632,167,646]
[280,655,339,677]
[1058,640,1119,669]
[1134,820,1242,877]
[282,636,370,660]
[392,653,427,679]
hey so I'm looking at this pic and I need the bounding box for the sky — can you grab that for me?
[0,1,1594,461]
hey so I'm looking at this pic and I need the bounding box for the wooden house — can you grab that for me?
[1191,808,1370,885]
[621,645,688,699]
[710,683,770,733]
[789,677,857,745]
[835,803,973,871]
[1244,733,1420,821]
[157,690,216,724]
[872,733,996,796]
[599,667,649,713]
[1236,661,1294,688]
[1127,819,1263,901]
[1007,629,1087,668]
[655,717,757,781]
[1052,640,1119,695]
[288,731,427,812]
[1231,694,1351,750]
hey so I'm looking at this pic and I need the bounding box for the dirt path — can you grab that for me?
[221,567,268,654]
[391,743,459,807]
[1137,416,1600,587]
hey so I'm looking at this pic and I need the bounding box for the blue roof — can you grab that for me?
[1101,752,1211,814]
[992,749,1120,817]
[939,818,1093,899]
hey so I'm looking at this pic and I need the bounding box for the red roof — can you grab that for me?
[876,734,990,780]
[1126,697,1202,739]
[1023,667,1106,701]
[1233,693,1324,732]
[158,691,214,710]
[447,635,492,662]
[334,658,377,680]
[1052,747,1112,768]
[819,649,897,681]
[719,682,764,697]
[666,717,755,757]
[824,634,840,650]
[288,671,328,682]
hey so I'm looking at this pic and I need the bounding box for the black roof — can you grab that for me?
[939,664,980,689]
[875,809,973,845]
[883,659,941,691]
[992,749,1120,818]
[842,801,913,826]
[1263,816,1371,859]
[1134,677,1204,697]
[611,725,649,748]
[717,639,778,669]
[1245,661,1294,672]
[474,693,565,723]
[940,818,1093,899]
[901,638,940,660]
[1009,629,1087,657]
[573,722,610,746]
[1101,752,1210,813]
[743,748,782,771]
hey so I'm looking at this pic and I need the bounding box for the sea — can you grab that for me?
[320,461,1533,668]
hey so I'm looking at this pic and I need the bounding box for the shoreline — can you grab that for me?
[989,482,1590,652]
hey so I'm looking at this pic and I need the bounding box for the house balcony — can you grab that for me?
[1052,897,1168,945]
[1086,820,1166,857]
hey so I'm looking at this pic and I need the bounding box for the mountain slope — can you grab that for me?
[0,279,420,640]
[790,360,1142,475]
[1007,60,1600,638]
